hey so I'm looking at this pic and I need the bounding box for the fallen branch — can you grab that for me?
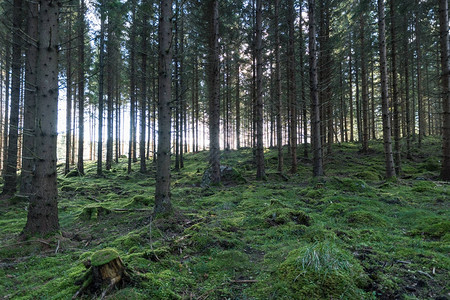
[417,270,433,279]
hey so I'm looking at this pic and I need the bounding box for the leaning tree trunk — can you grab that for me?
[377,0,396,179]
[154,0,173,215]
[23,0,60,236]
[439,0,450,180]
[309,0,323,177]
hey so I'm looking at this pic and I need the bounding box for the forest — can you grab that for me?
[0,0,449,299]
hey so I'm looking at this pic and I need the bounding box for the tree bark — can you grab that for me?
[255,0,265,179]
[377,0,396,178]
[439,0,450,180]
[23,0,60,236]
[287,0,297,174]
[140,9,148,173]
[20,0,38,196]
[3,0,24,195]
[154,0,173,215]
[274,0,283,171]
[309,0,323,177]
[77,0,86,175]
[360,13,369,152]
[207,0,221,184]
[97,4,105,176]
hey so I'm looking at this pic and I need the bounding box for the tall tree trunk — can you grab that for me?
[255,0,265,179]
[77,0,86,175]
[2,34,11,176]
[377,0,396,178]
[235,62,240,150]
[348,37,354,142]
[128,1,137,174]
[439,0,450,180]
[154,0,173,215]
[360,13,369,152]
[140,12,148,173]
[106,14,114,170]
[65,13,73,175]
[309,0,323,177]
[23,0,60,236]
[3,0,24,195]
[390,0,401,174]
[97,5,105,176]
[287,0,297,174]
[207,0,221,184]
[415,1,424,147]
[274,0,283,171]
[20,0,38,196]
[403,14,412,159]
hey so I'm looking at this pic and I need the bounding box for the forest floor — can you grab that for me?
[0,137,449,299]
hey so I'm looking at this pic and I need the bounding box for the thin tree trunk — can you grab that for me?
[415,1,424,147]
[77,0,86,175]
[65,13,72,175]
[154,0,173,215]
[377,0,396,178]
[128,1,137,174]
[140,11,148,173]
[348,37,354,142]
[207,0,221,184]
[106,13,114,170]
[274,0,283,171]
[3,0,24,195]
[360,13,369,152]
[20,0,38,195]
[255,0,265,179]
[309,0,323,177]
[97,5,105,176]
[391,0,401,174]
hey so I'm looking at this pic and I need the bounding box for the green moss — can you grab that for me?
[355,170,381,181]
[421,157,440,172]
[8,194,29,205]
[127,195,153,207]
[106,288,146,300]
[91,248,120,266]
[411,181,436,193]
[411,219,450,240]
[325,203,349,217]
[345,210,386,227]
[78,205,112,221]
[268,241,369,299]
[262,208,310,226]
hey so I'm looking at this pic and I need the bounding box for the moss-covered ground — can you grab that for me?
[0,137,448,299]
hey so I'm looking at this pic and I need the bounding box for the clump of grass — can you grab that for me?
[266,241,370,299]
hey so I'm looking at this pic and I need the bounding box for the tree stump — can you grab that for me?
[73,248,128,299]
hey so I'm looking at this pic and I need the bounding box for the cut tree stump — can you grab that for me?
[73,248,129,299]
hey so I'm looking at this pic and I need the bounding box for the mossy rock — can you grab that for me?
[115,232,146,250]
[345,210,386,227]
[201,165,246,187]
[271,241,369,299]
[330,177,368,193]
[263,208,310,226]
[60,183,78,192]
[91,248,120,267]
[143,246,170,261]
[78,205,112,221]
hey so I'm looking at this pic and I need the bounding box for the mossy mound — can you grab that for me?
[329,177,369,193]
[270,241,369,299]
[411,219,450,240]
[345,210,386,227]
[421,157,440,172]
[65,169,80,178]
[127,195,152,207]
[106,288,145,300]
[411,181,436,193]
[263,207,310,227]
[91,248,120,267]
[355,170,381,181]
[78,205,112,221]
